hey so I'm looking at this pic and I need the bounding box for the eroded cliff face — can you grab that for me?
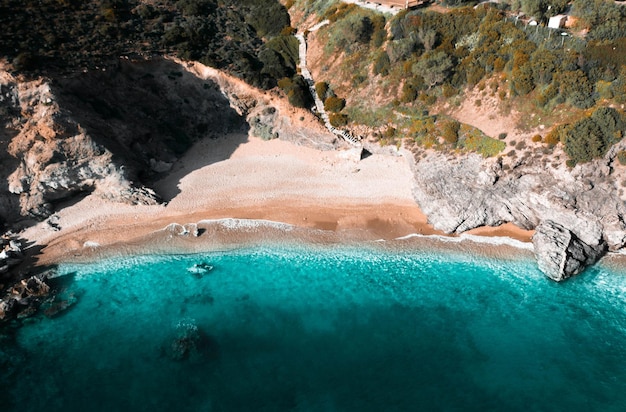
[0,57,338,225]
[409,146,626,281]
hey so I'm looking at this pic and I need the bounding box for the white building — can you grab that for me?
[548,15,568,29]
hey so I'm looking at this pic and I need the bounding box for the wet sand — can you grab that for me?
[21,134,536,266]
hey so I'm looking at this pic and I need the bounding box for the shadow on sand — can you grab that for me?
[48,56,250,202]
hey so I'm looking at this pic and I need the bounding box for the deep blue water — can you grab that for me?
[2,244,626,411]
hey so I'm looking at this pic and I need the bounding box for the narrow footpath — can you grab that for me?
[295,23,361,147]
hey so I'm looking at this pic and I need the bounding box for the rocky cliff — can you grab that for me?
[408,144,626,281]
[0,56,335,225]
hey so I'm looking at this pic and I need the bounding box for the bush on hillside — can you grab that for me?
[315,81,329,100]
[279,75,314,108]
[440,119,460,145]
[324,96,346,113]
[373,51,391,76]
[412,51,453,88]
[557,70,595,109]
[329,112,349,127]
[562,107,626,164]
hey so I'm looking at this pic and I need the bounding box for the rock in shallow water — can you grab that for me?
[533,220,607,281]
[409,150,626,280]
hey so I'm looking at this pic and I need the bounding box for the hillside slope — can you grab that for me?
[289,0,626,280]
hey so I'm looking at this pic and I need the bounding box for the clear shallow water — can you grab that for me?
[2,245,626,411]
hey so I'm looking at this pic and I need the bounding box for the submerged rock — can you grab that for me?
[170,319,201,361]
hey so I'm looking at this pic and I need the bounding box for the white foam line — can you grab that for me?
[393,232,534,250]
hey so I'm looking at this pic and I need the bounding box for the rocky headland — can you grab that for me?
[407,144,626,281]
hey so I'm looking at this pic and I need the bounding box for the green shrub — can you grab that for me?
[511,63,534,96]
[418,93,437,105]
[458,125,506,157]
[401,83,418,103]
[573,0,626,41]
[279,75,314,108]
[325,8,379,53]
[281,26,296,36]
[352,74,367,86]
[259,48,293,80]
[618,151,626,165]
[544,124,568,146]
[562,107,626,163]
[557,70,595,109]
[315,81,329,100]
[536,83,558,107]
[440,119,460,145]
[373,51,391,76]
[383,126,396,139]
[442,83,457,98]
[324,96,346,112]
[329,112,349,127]
[239,0,291,38]
[412,51,454,88]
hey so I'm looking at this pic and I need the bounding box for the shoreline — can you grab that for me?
[28,205,536,267]
[20,134,538,269]
[43,216,538,270]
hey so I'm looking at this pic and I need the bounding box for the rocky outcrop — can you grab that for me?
[0,234,23,277]
[409,150,626,280]
[0,274,50,320]
[1,65,159,220]
[533,220,607,281]
[1,56,341,224]
[0,234,53,321]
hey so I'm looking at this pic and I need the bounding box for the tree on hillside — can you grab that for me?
[563,118,608,164]
[324,96,346,112]
[505,0,568,19]
[412,51,453,88]
[572,0,626,40]
[530,48,557,85]
[562,107,626,164]
[557,70,595,109]
[278,76,313,108]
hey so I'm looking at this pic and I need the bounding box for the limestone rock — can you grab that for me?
[0,298,16,320]
[409,149,626,279]
[533,220,606,281]
[164,222,201,237]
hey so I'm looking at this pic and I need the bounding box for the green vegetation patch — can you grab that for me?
[0,0,294,89]
[321,6,386,56]
[456,124,506,157]
[561,107,626,165]
[278,75,314,108]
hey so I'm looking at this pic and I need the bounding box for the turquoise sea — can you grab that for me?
[2,243,626,411]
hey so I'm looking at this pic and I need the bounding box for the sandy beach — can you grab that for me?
[22,133,535,266]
